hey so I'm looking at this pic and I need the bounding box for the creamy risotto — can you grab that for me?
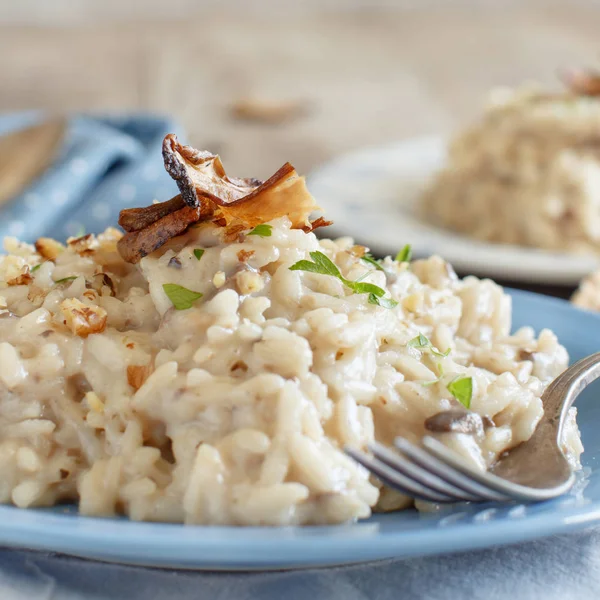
[0,220,583,525]
[421,85,600,253]
[0,136,584,525]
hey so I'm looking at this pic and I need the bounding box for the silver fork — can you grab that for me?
[346,352,600,504]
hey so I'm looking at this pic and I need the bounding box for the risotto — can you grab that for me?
[421,85,600,253]
[0,137,583,525]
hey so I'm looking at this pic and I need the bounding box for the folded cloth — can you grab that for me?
[0,112,183,244]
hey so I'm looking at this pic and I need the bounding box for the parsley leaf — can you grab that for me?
[54,276,78,285]
[290,251,398,309]
[30,263,42,273]
[447,376,473,409]
[193,248,205,261]
[248,224,272,237]
[407,333,430,350]
[360,254,384,272]
[395,244,412,263]
[407,333,451,357]
[369,294,399,308]
[290,251,342,278]
[163,283,203,310]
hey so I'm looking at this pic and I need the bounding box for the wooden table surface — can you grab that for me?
[1,2,598,296]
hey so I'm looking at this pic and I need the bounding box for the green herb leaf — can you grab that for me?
[421,379,440,387]
[30,263,42,273]
[360,254,384,271]
[162,283,203,310]
[54,276,78,285]
[407,333,450,357]
[290,251,342,278]
[447,376,473,409]
[248,224,273,237]
[395,244,412,263]
[431,347,452,358]
[345,279,385,297]
[289,251,397,308]
[193,248,205,261]
[368,293,399,308]
[407,333,430,349]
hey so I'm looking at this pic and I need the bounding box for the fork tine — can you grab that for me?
[368,442,482,502]
[421,436,545,501]
[394,437,512,502]
[345,447,457,503]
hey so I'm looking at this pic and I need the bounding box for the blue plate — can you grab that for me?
[1,289,600,570]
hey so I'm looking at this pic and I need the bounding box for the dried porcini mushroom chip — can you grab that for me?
[116,135,321,263]
[118,196,186,232]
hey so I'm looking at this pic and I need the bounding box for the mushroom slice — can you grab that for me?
[162,134,318,230]
[117,204,203,264]
[118,195,187,232]
[117,136,322,263]
[424,409,485,436]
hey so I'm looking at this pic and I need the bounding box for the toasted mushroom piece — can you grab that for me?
[118,195,187,232]
[424,409,485,436]
[116,135,322,263]
[162,134,317,230]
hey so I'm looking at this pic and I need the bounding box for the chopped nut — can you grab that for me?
[68,234,98,257]
[213,271,226,288]
[7,269,32,286]
[127,364,153,391]
[235,270,264,295]
[237,249,255,263]
[60,298,107,338]
[349,245,367,258]
[84,391,104,413]
[35,237,65,260]
[82,289,98,302]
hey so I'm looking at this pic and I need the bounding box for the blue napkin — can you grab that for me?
[0,112,183,243]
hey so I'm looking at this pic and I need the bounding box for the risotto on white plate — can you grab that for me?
[421,82,600,254]
[0,136,583,525]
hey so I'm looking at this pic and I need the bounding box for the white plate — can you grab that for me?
[308,136,600,285]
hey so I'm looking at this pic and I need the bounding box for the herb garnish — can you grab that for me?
[54,276,78,285]
[395,244,412,263]
[360,253,384,272]
[248,224,272,237]
[31,263,42,273]
[447,376,473,409]
[289,251,398,308]
[407,333,451,357]
[193,249,205,261]
[163,283,203,310]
